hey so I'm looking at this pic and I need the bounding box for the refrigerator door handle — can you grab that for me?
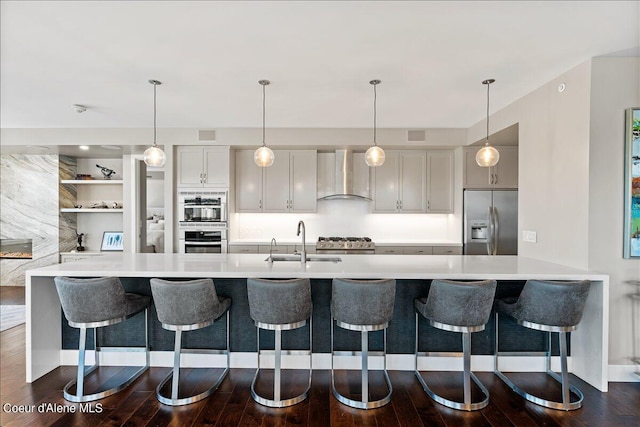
[486,206,494,255]
[492,207,499,255]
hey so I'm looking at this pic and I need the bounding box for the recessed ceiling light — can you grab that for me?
[100,145,122,151]
[79,145,90,150]
[26,145,49,151]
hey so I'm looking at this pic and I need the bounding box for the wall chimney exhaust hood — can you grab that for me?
[318,149,372,202]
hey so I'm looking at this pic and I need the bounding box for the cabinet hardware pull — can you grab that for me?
[494,174,498,184]
[203,173,207,183]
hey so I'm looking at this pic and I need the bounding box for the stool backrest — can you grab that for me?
[150,278,222,326]
[54,276,127,324]
[513,279,591,327]
[331,278,396,326]
[424,279,497,327]
[247,278,312,325]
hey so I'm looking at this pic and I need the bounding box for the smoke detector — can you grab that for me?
[72,104,87,113]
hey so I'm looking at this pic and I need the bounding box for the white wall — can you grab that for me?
[589,57,640,366]
[468,57,640,370]
[468,60,593,269]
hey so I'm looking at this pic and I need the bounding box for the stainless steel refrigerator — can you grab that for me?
[464,190,518,255]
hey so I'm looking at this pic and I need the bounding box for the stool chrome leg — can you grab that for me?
[494,314,584,411]
[64,309,150,403]
[251,318,312,408]
[331,319,392,410]
[171,330,182,401]
[415,312,489,411]
[157,311,230,406]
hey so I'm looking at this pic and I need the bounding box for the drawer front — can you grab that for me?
[258,245,293,254]
[228,245,259,254]
[432,246,462,255]
[375,246,405,255]
[402,247,433,255]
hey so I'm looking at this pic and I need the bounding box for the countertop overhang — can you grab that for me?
[27,253,607,281]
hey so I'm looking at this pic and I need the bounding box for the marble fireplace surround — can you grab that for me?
[0,154,75,286]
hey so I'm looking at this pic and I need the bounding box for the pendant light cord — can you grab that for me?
[153,83,157,147]
[485,81,490,146]
[262,82,266,147]
[373,82,377,146]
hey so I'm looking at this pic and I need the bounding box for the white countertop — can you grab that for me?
[28,253,606,281]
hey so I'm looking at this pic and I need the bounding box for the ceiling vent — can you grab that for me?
[198,130,216,142]
[407,129,426,142]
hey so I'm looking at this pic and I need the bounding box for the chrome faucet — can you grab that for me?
[297,221,306,264]
[268,238,277,262]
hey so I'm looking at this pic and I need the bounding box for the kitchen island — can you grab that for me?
[26,253,608,391]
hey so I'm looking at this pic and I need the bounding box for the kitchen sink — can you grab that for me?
[266,255,342,263]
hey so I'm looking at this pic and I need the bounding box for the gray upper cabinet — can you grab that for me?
[235,149,317,213]
[177,146,229,188]
[371,151,427,213]
[463,146,518,189]
[426,150,454,213]
[235,150,264,212]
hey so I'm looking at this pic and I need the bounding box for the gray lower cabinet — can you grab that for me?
[228,244,315,255]
[228,245,259,254]
[432,246,463,255]
[376,245,461,255]
[402,247,433,255]
[375,246,405,255]
[231,244,460,255]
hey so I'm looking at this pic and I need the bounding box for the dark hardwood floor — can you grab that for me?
[1,320,638,426]
[1,284,638,425]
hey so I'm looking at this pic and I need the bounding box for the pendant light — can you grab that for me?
[475,79,500,167]
[365,79,385,167]
[143,79,166,167]
[254,79,275,167]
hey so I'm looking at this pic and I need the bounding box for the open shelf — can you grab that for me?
[61,180,124,185]
[60,208,123,213]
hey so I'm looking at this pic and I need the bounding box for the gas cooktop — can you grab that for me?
[316,236,375,251]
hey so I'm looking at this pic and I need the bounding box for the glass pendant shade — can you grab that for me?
[365,145,386,167]
[144,79,166,167]
[254,146,275,167]
[476,78,499,167]
[476,144,499,167]
[255,79,274,167]
[144,145,166,167]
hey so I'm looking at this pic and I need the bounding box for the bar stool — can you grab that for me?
[54,276,151,402]
[494,279,590,411]
[150,278,231,406]
[246,278,312,408]
[415,279,497,411]
[331,278,396,409]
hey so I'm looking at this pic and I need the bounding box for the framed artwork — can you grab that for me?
[624,107,640,258]
[101,231,124,252]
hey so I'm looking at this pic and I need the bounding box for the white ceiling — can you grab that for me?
[1,1,638,130]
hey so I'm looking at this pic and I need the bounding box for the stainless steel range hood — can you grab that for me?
[318,149,372,202]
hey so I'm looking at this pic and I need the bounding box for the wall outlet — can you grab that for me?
[523,230,537,243]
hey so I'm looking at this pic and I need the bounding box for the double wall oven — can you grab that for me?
[178,190,228,254]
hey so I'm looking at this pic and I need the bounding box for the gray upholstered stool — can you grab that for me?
[150,278,231,406]
[54,276,151,403]
[494,279,590,411]
[415,279,497,411]
[331,278,396,409]
[246,278,312,408]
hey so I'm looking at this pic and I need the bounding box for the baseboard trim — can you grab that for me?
[60,351,572,372]
[608,364,640,382]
